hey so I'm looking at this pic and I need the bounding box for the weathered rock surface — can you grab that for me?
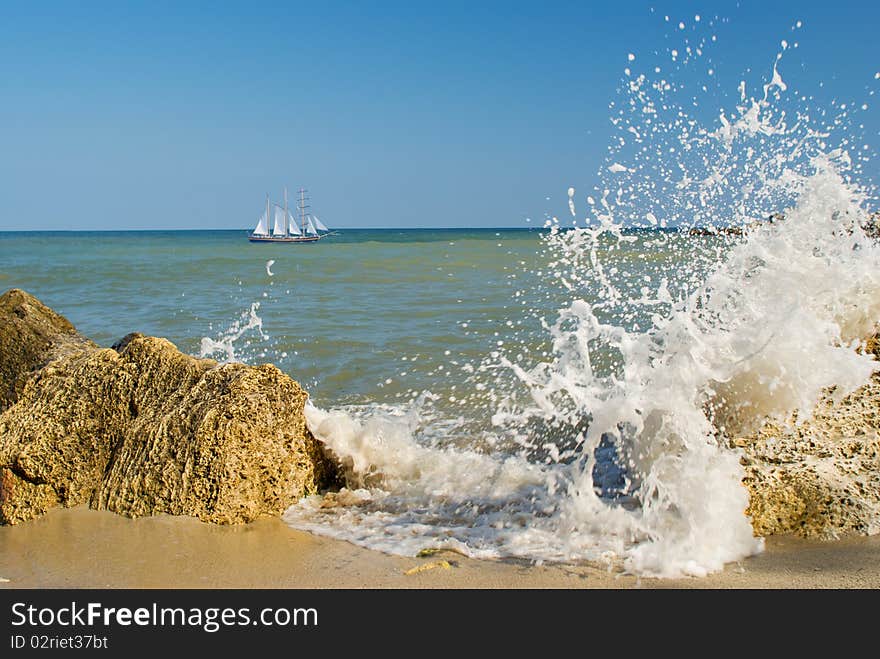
[0,289,336,525]
[0,289,94,412]
[736,339,880,538]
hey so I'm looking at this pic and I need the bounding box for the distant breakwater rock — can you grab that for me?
[0,289,337,526]
[735,337,880,538]
[687,211,880,238]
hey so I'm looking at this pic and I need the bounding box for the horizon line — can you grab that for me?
[0,226,553,233]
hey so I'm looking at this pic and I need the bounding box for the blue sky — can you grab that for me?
[1,0,878,230]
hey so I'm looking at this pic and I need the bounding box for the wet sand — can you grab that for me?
[1,506,878,589]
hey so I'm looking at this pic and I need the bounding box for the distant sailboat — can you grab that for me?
[248,188,336,243]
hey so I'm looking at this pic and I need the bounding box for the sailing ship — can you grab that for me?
[248,188,335,243]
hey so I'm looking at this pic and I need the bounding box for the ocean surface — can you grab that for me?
[0,227,571,405]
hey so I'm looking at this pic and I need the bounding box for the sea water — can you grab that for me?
[2,16,879,577]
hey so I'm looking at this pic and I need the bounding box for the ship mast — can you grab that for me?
[265,193,270,236]
[298,188,310,236]
[284,187,289,236]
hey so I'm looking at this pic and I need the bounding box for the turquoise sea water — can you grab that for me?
[0,229,565,405]
[0,228,709,410]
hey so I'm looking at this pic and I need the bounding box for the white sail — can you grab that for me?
[252,211,269,235]
[312,215,329,232]
[305,217,318,235]
[272,206,286,236]
[287,211,302,235]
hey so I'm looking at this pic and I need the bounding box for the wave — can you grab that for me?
[282,19,880,576]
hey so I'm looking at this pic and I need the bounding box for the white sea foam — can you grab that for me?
[283,21,880,576]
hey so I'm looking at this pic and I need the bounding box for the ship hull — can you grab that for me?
[248,235,322,243]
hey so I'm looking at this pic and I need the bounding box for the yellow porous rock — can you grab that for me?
[0,289,337,526]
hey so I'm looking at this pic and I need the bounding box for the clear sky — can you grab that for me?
[1,0,878,230]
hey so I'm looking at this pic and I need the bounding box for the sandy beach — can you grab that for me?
[1,506,878,589]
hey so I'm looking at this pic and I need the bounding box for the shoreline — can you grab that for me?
[1,506,878,589]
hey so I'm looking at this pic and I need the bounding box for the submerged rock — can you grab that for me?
[0,289,336,526]
[736,344,880,538]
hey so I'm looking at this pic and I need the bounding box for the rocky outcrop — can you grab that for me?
[736,343,880,538]
[0,289,336,526]
[0,289,94,412]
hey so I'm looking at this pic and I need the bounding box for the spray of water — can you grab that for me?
[281,15,880,576]
[199,302,265,363]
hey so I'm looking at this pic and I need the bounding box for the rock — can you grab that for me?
[864,211,880,241]
[737,363,880,538]
[0,288,94,412]
[0,289,337,525]
[0,467,58,525]
[92,336,336,523]
[687,218,771,237]
[687,226,744,237]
